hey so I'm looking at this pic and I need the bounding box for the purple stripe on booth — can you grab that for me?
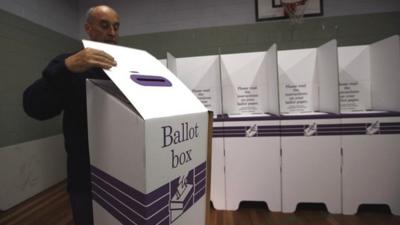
[340,123,365,127]
[258,133,281,137]
[91,166,169,206]
[381,122,400,127]
[280,133,307,137]
[381,127,400,131]
[381,130,400,134]
[341,131,366,135]
[258,127,281,131]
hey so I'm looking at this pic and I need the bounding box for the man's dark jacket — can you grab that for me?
[23,53,109,193]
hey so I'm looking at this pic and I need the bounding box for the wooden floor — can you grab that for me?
[1,181,399,225]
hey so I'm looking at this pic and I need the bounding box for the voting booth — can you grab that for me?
[278,40,342,213]
[220,45,282,211]
[165,53,226,210]
[85,40,209,225]
[339,35,400,215]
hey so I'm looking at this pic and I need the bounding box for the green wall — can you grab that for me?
[120,11,400,58]
[1,10,399,148]
[0,9,80,148]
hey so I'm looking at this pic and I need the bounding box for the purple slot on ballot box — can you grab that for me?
[131,74,172,87]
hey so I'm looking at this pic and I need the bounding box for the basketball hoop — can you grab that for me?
[281,0,308,24]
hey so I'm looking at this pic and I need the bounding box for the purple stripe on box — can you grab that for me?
[194,187,206,203]
[195,170,206,184]
[158,216,170,225]
[195,179,206,193]
[195,162,206,174]
[91,166,169,205]
[91,161,207,225]
[92,183,169,224]
[91,175,169,216]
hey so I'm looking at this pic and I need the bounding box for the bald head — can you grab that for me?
[85,5,119,44]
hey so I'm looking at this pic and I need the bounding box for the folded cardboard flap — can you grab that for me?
[87,79,141,117]
[82,40,207,120]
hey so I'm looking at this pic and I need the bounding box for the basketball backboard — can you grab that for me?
[256,0,323,21]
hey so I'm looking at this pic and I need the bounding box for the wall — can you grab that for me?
[0,9,80,148]
[0,0,79,39]
[0,9,80,210]
[118,11,400,59]
[78,0,400,37]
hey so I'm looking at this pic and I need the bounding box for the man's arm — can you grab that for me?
[23,54,69,120]
[23,48,116,121]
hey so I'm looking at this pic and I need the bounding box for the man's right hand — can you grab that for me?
[65,48,117,73]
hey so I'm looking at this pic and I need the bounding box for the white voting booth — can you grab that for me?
[84,40,209,225]
[278,40,342,213]
[339,35,400,215]
[165,53,226,210]
[220,45,281,211]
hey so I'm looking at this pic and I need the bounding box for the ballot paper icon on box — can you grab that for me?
[170,172,194,222]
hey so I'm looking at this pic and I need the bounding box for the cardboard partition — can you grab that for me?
[278,40,339,115]
[370,35,400,112]
[159,58,167,67]
[169,53,223,116]
[220,44,279,116]
[338,45,371,112]
[84,40,209,225]
[167,52,178,75]
[338,35,400,113]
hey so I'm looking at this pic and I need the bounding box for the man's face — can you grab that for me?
[85,7,119,44]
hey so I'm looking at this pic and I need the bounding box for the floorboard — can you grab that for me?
[1,181,399,225]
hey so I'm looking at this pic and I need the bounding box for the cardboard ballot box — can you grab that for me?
[84,40,209,225]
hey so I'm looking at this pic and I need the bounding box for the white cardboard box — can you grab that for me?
[84,40,209,225]
[341,114,400,215]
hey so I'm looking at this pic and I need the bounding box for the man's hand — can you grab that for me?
[65,48,117,73]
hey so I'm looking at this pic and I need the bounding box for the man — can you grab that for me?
[23,5,120,225]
